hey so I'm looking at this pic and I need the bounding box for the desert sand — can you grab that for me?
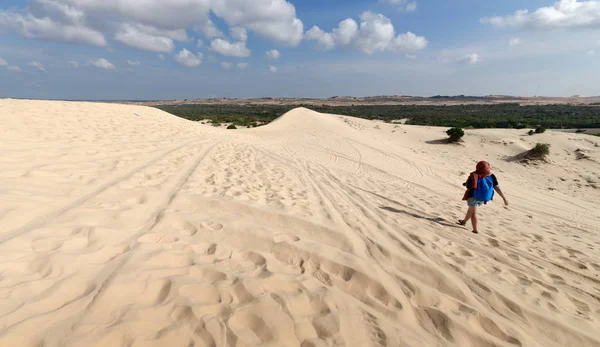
[1,99,599,347]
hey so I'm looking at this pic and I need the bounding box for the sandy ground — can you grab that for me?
[1,99,600,347]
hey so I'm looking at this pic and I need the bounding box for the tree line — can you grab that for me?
[154,103,600,129]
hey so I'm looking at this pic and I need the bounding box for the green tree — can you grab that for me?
[446,127,465,143]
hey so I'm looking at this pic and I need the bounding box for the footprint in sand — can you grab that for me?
[478,316,522,346]
[31,238,63,253]
[137,233,179,244]
[548,273,566,285]
[172,220,197,236]
[201,221,224,231]
[460,249,473,257]
[408,233,425,246]
[301,338,328,347]
[273,234,300,243]
[189,242,217,255]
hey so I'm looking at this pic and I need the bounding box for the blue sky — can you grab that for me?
[0,0,599,100]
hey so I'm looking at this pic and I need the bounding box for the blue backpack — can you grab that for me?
[473,176,494,202]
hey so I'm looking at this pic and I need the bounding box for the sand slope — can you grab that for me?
[1,99,599,347]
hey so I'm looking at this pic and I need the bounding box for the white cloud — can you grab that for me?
[305,18,357,50]
[158,54,165,60]
[210,0,303,46]
[230,27,248,42]
[481,0,600,30]
[354,12,396,54]
[236,62,249,70]
[71,0,211,29]
[88,58,115,70]
[197,39,204,48]
[1,58,22,72]
[210,38,251,57]
[333,19,359,46]
[405,2,417,12]
[305,26,335,50]
[68,60,79,68]
[509,37,521,46]
[0,0,106,46]
[266,49,280,60]
[0,0,303,51]
[384,0,417,12]
[201,20,225,38]
[114,23,184,52]
[207,55,218,63]
[127,60,141,66]
[269,65,277,73]
[221,61,232,70]
[391,31,428,52]
[29,61,47,72]
[174,48,203,67]
[306,11,427,54]
[405,53,417,60]
[459,53,481,65]
[587,49,596,55]
[208,26,251,57]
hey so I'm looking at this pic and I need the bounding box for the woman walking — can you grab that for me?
[458,161,508,234]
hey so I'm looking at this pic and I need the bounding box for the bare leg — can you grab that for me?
[463,206,475,223]
[471,207,479,233]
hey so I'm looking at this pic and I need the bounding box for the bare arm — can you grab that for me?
[494,186,508,205]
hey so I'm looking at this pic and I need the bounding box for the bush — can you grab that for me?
[535,126,547,134]
[528,130,535,136]
[227,124,237,129]
[446,127,465,143]
[525,143,550,161]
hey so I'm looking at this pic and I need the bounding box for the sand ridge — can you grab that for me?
[1,99,599,346]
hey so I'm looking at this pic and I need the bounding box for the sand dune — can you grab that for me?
[1,99,599,347]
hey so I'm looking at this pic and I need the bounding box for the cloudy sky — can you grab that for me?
[0,0,599,100]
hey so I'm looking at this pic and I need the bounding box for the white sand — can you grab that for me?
[1,99,599,347]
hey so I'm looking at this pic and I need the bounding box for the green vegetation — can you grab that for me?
[527,126,546,136]
[154,103,600,129]
[525,143,551,161]
[227,124,237,129]
[446,127,465,143]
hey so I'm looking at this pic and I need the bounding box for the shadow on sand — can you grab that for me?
[380,206,460,228]
[425,138,451,145]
